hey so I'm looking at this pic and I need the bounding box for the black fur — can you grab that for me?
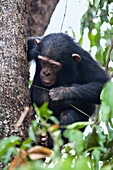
[27,33,109,147]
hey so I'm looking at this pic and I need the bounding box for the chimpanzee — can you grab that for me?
[27,33,109,147]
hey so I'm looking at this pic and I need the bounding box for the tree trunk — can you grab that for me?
[0,0,31,139]
[28,0,60,36]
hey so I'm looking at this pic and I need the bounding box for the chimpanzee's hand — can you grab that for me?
[40,135,48,147]
[49,87,68,102]
[39,134,53,149]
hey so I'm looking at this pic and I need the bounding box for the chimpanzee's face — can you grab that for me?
[38,55,62,86]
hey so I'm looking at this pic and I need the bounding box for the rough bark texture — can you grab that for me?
[0,0,31,140]
[28,0,60,36]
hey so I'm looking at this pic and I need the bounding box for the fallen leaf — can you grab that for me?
[9,150,27,170]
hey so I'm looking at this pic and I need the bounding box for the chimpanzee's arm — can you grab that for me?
[27,37,40,62]
[49,81,107,104]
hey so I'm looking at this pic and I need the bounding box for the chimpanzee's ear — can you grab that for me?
[35,38,40,45]
[72,53,81,63]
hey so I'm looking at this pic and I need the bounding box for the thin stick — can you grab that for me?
[30,85,90,118]
[70,104,90,118]
[31,84,49,91]
[15,107,30,130]
[106,37,113,71]
[60,0,68,32]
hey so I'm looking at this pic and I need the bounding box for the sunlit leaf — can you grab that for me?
[100,0,105,8]
[64,129,85,154]
[29,125,36,142]
[101,165,112,170]
[99,102,110,122]
[66,121,91,129]
[49,116,59,125]
[94,0,100,9]
[74,156,91,170]
[1,147,17,164]
[39,103,53,120]
[95,126,106,147]
[92,149,100,170]
[0,136,20,159]
[110,17,113,25]
[32,119,38,132]
[21,138,32,150]
[101,82,113,112]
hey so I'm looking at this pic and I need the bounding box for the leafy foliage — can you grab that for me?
[0,0,113,169]
[80,0,113,67]
[0,84,113,169]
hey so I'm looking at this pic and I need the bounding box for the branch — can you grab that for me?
[60,0,68,32]
[81,13,107,24]
[106,37,113,71]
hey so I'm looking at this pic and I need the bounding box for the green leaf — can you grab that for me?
[29,125,36,142]
[72,30,76,39]
[74,156,91,170]
[28,80,32,85]
[101,165,112,170]
[79,34,83,45]
[88,32,96,47]
[103,45,110,67]
[64,129,85,154]
[100,0,105,8]
[94,0,100,9]
[33,103,53,121]
[39,103,53,120]
[49,116,59,125]
[101,82,113,112]
[107,123,113,142]
[95,126,106,147]
[99,102,110,122]
[92,149,100,170]
[66,121,91,129]
[21,138,32,150]
[0,136,20,159]
[100,9,108,23]
[32,119,38,132]
[85,130,98,149]
[54,157,73,170]
[1,147,17,164]
[52,130,63,156]
[108,0,113,4]
[110,17,113,25]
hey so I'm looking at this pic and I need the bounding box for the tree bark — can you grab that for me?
[0,0,31,139]
[28,0,60,36]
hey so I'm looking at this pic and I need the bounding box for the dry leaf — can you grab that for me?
[9,146,52,169]
[9,150,27,170]
[29,153,49,160]
[28,145,52,155]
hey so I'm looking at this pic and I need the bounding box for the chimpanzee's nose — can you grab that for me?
[43,71,51,77]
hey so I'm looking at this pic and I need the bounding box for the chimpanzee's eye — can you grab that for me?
[40,60,46,65]
[51,64,57,69]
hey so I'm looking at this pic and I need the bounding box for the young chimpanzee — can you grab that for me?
[27,33,109,147]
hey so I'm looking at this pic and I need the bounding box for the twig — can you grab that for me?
[15,107,30,130]
[106,37,113,71]
[30,84,90,118]
[70,104,90,118]
[81,13,107,24]
[60,0,68,32]
[31,84,49,91]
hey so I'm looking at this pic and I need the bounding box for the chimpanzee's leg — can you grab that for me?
[58,109,83,145]
[40,109,85,148]
[59,109,82,125]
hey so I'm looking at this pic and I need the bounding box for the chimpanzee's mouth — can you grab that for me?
[42,79,55,87]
